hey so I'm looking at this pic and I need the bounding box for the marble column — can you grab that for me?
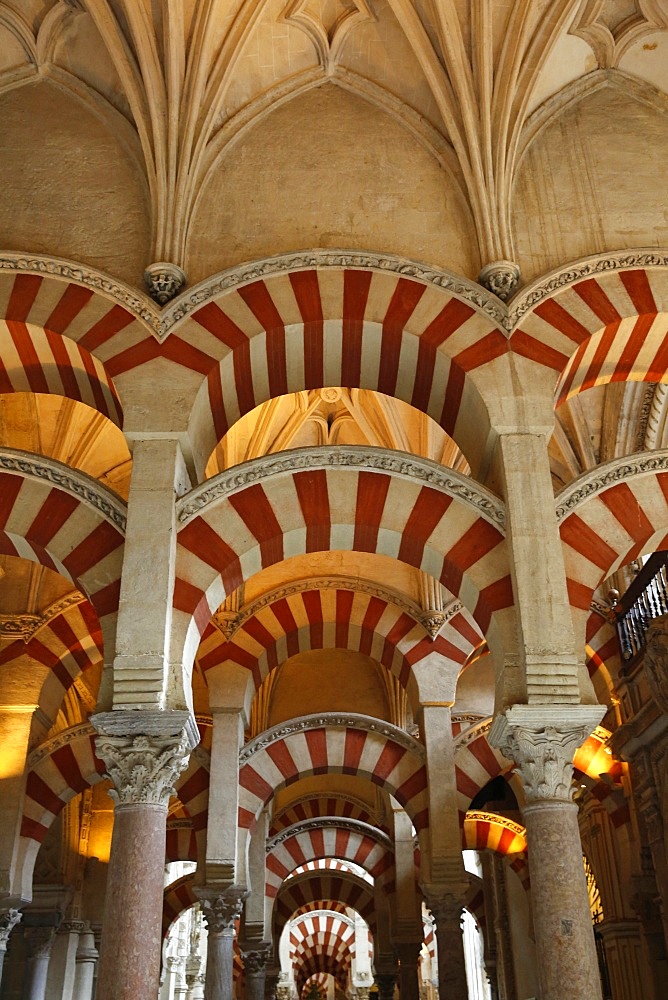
[72,922,98,1000]
[92,710,196,1000]
[264,965,280,1000]
[22,927,55,1000]
[240,943,271,1000]
[491,705,605,1000]
[0,908,22,985]
[393,942,421,1000]
[423,892,468,1000]
[196,888,247,1000]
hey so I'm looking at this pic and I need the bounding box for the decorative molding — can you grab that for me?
[28,723,96,769]
[0,449,127,531]
[636,382,658,452]
[240,712,425,765]
[454,717,493,749]
[0,590,86,642]
[509,249,668,327]
[211,575,465,644]
[464,811,526,839]
[555,450,668,520]
[267,817,392,854]
[178,447,505,530]
[161,249,508,335]
[489,706,605,803]
[0,253,160,333]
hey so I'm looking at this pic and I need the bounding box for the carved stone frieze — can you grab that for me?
[178,447,505,530]
[642,615,668,714]
[555,450,668,521]
[267,816,392,853]
[489,706,604,803]
[92,711,197,806]
[162,249,509,335]
[0,449,127,531]
[0,909,22,951]
[240,712,425,764]
[510,249,668,327]
[144,262,187,304]
[478,260,521,301]
[195,887,248,936]
[465,811,526,839]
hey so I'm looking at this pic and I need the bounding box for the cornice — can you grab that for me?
[555,450,668,521]
[267,817,392,854]
[464,810,526,840]
[178,447,505,530]
[0,590,86,642]
[0,449,127,531]
[240,712,426,765]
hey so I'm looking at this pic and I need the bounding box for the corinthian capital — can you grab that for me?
[194,887,248,936]
[240,943,272,976]
[0,909,22,951]
[92,711,197,807]
[489,704,604,803]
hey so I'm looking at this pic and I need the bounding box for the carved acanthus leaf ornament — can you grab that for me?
[94,732,191,807]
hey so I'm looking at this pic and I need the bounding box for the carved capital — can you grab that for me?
[421,887,467,932]
[478,260,521,301]
[24,926,55,961]
[0,909,22,951]
[144,262,186,304]
[92,711,196,807]
[489,705,604,803]
[195,887,248,936]
[240,942,272,976]
[375,973,397,1000]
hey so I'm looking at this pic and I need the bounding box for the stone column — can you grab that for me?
[393,942,421,1000]
[264,966,280,1000]
[240,943,271,1000]
[423,891,468,1000]
[596,919,646,1000]
[0,908,22,984]
[72,922,98,1000]
[491,705,605,1000]
[23,927,55,1000]
[92,710,195,1000]
[196,888,247,1000]
[375,972,396,1000]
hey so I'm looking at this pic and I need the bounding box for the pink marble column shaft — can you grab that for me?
[96,802,168,1000]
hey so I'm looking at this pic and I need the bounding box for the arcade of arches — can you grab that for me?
[1,3,668,1000]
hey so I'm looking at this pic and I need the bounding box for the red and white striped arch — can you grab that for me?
[557,458,668,635]
[463,811,526,855]
[510,260,668,401]
[172,750,210,863]
[288,912,355,992]
[198,587,481,697]
[20,724,106,847]
[573,728,630,828]
[175,455,511,672]
[584,610,619,701]
[182,267,506,475]
[0,599,103,714]
[0,458,125,654]
[274,870,376,940]
[163,874,198,936]
[454,722,512,822]
[270,795,379,836]
[238,718,428,837]
[266,821,393,897]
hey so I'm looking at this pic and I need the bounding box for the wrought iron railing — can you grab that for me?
[615,552,668,661]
